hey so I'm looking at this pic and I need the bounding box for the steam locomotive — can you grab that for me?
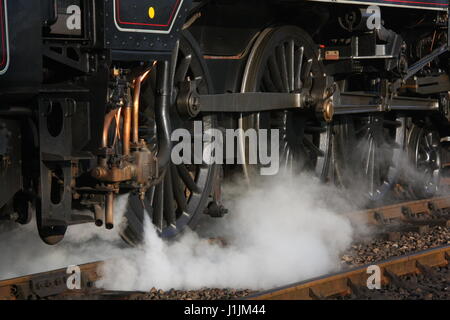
[1,0,449,245]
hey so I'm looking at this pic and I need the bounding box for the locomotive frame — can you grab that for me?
[1,0,450,245]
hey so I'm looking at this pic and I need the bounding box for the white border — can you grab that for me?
[306,0,447,11]
[0,0,9,75]
[113,0,184,34]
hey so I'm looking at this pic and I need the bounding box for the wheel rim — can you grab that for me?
[122,31,216,244]
[240,26,330,179]
[333,115,405,204]
[408,125,442,198]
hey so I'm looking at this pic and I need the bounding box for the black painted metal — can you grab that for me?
[198,92,304,113]
[1,0,450,245]
[155,60,173,171]
[0,119,21,209]
[305,0,448,10]
[103,0,192,55]
[0,0,42,93]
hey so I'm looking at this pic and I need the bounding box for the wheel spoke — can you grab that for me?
[431,133,439,148]
[175,54,192,83]
[303,137,325,157]
[295,47,304,90]
[276,45,289,92]
[170,40,180,88]
[177,164,201,193]
[302,58,313,89]
[144,186,156,217]
[288,149,294,172]
[419,144,429,154]
[268,55,285,92]
[287,40,295,92]
[262,71,278,92]
[194,75,204,88]
[171,165,188,214]
[284,146,291,168]
[374,145,382,186]
[355,124,371,136]
[424,133,433,150]
[281,140,289,158]
[368,138,376,196]
[365,136,374,175]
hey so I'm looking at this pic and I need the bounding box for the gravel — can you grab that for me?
[334,225,450,300]
[130,288,255,300]
[341,226,450,267]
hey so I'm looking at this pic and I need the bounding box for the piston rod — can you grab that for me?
[194,90,438,115]
[198,92,305,113]
[333,92,439,115]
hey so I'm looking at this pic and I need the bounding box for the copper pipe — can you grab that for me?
[113,107,122,146]
[99,109,119,168]
[132,67,153,144]
[132,79,142,144]
[102,109,119,149]
[105,193,114,230]
[123,105,132,156]
[93,204,104,227]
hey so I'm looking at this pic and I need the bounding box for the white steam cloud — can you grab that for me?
[98,174,356,291]
[0,174,357,292]
[0,196,129,280]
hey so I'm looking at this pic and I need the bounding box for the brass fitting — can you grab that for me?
[323,99,334,123]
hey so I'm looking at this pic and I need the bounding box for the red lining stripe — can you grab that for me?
[382,0,448,6]
[115,0,181,28]
[0,0,6,68]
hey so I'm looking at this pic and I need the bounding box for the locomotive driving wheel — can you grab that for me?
[332,115,405,205]
[407,122,442,199]
[121,31,216,245]
[240,26,331,179]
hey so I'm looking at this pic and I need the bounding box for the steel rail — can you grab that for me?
[248,245,450,300]
[361,195,450,226]
[0,261,102,300]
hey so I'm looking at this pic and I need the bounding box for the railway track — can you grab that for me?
[248,245,450,300]
[0,261,102,300]
[0,195,449,300]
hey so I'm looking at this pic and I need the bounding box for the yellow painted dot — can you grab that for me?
[148,7,155,19]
